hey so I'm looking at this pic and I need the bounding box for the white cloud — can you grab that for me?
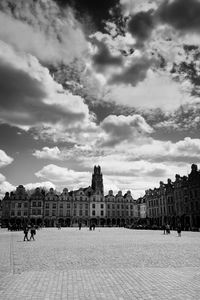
[24,181,55,191]
[0,0,87,65]
[0,173,15,198]
[35,164,91,190]
[0,41,96,141]
[105,70,190,111]
[33,147,61,160]
[0,149,13,167]
[99,114,153,146]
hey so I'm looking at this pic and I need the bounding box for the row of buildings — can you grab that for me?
[1,166,142,228]
[1,164,200,229]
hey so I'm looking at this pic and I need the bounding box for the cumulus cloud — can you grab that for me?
[99,114,153,146]
[91,38,123,72]
[33,147,61,160]
[109,56,153,85]
[106,70,189,110]
[0,173,15,197]
[35,164,91,190]
[0,149,13,167]
[24,181,55,191]
[127,10,155,46]
[0,41,95,138]
[0,0,87,65]
[157,0,200,33]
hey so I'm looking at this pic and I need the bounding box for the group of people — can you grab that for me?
[23,225,36,241]
[163,223,182,237]
[78,222,96,230]
[89,223,96,230]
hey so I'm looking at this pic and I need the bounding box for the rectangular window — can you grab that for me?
[67,210,70,216]
[24,211,28,216]
[92,210,95,216]
[101,210,104,216]
[45,210,49,216]
[79,210,82,216]
[80,197,82,201]
[11,211,15,216]
[92,204,95,208]
[112,204,115,209]
[32,209,36,215]
[45,203,49,209]
[32,202,36,207]
[52,210,56,216]
[107,204,110,209]
[60,203,63,209]
[117,204,120,209]
[59,210,63,216]
[38,202,41,207]
[24,202,28,208]
[11,203,15,208]
[101,204,104,209]
[18,203,21,208]
[52,203,57,209]
[85,204,88,209]
[37,209,41,215]
[85,210,88,216]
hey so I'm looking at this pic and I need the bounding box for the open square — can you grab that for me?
[0,228,200,300]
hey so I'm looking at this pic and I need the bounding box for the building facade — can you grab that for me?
[1,166,138,228]
[145,164,200,229]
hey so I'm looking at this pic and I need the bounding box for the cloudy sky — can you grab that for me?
[1,0,200,198]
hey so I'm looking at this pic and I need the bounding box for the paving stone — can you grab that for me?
[0,228,200,299]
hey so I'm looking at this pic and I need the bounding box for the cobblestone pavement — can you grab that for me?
[0,228,200,299]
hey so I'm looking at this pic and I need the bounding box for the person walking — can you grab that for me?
[177,223,182,237]
[30,225,36,241]
[163,224,166,235]
[166,224,170,234]
[78,222,82,230]
[23,226,29,241]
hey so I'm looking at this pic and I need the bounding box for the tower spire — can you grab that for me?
[91,165,104,194]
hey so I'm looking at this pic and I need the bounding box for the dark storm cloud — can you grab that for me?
[157,0,200,32]
[54,0,120,31]
[109,57,152,85]
[128,10,155,47]
[0,61,86,127]
[127,0,200,46]
[92,39,123,72]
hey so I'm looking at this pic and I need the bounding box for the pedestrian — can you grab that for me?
[30,225,36,241]
[23,227,29,241]
[163,224,166,235]
[166,224,170,234]
[177,223,182,237]
[92,224,95,230]
[79,222,82,230]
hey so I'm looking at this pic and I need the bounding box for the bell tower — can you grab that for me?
[91,165,104,194]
